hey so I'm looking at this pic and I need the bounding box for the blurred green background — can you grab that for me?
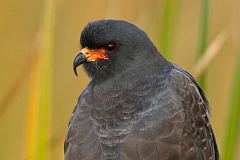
[0,0,240,160]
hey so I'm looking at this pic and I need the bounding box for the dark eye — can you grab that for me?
[103,43,117,52]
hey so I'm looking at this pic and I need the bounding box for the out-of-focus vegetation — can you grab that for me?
[222,46,240,160]
[0,0,239,160]
[196,0,208,89]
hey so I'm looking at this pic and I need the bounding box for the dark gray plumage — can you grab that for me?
[65,20,219,160]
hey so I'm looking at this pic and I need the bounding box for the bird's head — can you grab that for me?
[73,19,159,80]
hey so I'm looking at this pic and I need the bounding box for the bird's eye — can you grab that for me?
[103,43,117,52]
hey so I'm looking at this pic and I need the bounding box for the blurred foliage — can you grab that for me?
[196,0,208,89]
[25,0,55,159]
[222,45,240,160]
[157,0,181,59]
[0,0,240,160]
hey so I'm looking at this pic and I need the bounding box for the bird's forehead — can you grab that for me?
[80,21,118,49]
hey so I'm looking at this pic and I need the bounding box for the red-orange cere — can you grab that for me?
[81,48,109,62]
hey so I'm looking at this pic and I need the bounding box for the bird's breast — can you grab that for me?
[88,75,166,142]
[81,71,170,159]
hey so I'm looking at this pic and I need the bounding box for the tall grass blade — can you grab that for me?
[158,0,180,59]
[25,64,39,160]
[194,30,228,79]
[25,0,55,159]
[222,47,240,160]
[196,0,208,88]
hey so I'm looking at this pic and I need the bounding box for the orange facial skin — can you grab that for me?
[81,48,109,62]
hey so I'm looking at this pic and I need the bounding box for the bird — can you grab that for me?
[64,19,220,160]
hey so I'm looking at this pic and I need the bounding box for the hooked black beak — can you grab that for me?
[73,52,88,76]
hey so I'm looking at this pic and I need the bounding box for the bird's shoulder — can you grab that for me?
[168,64,210,112]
